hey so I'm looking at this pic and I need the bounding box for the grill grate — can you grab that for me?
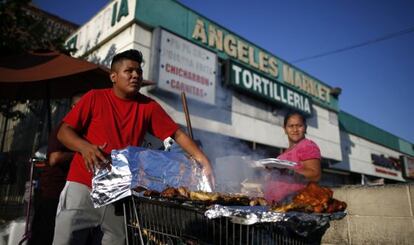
[124,196,321,245]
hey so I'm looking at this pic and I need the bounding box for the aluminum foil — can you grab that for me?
[205,205,346,238]
[91,146,210,207]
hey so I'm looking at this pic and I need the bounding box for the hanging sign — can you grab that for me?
[156,29,217,105]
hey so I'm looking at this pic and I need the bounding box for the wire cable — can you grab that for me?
[291,25,414,63]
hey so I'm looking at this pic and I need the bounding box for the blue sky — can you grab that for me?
[33,0,414,143]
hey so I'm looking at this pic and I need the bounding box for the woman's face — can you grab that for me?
[284,114,306,144]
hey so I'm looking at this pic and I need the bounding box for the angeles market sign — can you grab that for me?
[228,61,312,115]
[191,18,333,108]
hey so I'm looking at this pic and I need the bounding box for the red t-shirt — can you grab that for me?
[63,89,180,187]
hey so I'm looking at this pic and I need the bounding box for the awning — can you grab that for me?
[0,51,112,100]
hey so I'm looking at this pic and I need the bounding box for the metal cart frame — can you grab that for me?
[123,196,323,245]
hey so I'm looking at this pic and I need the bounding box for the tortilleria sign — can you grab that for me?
[227,60,312,115]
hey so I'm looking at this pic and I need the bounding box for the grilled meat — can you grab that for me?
[160,186,190,201]
[143,189,160,197]
[160,187,180,198]
[189,191,220,202]
[249,197,268,206]
[133,186,147,193]
[177,186,190,198]
[271,182,347,213]
[271,202,313,213]
[219,193,251,206]
[144,186,268,206]
[326,198,347,213]
[293,182,333,208]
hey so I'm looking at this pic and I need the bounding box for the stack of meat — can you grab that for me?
[271,182,347,213]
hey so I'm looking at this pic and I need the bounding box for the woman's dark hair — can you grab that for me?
[110,49,143,70]
[283,111,307,128]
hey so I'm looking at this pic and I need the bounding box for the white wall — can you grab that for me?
[69,0,137,58]
[308,106,342,161]
[334,131,405,181]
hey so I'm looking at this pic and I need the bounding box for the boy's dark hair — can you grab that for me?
[283,111,307,128]
[110,49,143,70]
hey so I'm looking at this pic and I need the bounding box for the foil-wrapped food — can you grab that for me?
[91,146,211,207]
[91,146,348,240]
[91,146,347,224]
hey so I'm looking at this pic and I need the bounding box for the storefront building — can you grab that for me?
[334,111,414,184]
[65,0,413,186]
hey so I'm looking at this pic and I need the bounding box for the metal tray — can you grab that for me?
[254,158,298,169]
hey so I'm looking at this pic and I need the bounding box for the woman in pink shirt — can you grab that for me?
[264,112,322,204]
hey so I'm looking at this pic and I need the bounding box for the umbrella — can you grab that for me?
[0,51,112,150]
[0,51,155,149]
[0,51,112,100]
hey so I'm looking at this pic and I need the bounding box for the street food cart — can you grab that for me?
[92,147,346,245]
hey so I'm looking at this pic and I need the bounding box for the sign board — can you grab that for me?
[371,154,403,178]
[155,29,217,105]
[65,0,135,57]
[227,60,312,115]
[190,18,336,110]
[402,156,414,179]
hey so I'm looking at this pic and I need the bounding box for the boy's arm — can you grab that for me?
[173,129,215,188]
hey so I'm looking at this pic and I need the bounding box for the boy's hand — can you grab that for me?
[80,142,110,172]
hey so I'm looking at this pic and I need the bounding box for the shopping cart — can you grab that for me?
[123,196,325,245]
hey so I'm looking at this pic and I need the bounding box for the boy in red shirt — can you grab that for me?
[53,49,213,245]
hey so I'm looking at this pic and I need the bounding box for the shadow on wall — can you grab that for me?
[306,107,319,129]
[329,120,354,178]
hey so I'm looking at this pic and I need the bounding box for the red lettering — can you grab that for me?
[375,167,398,176]
[169,79,205,97]
[164,64,210,87]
